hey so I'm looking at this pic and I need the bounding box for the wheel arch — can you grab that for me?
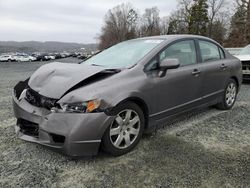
[230,76,239,92]
[110,97,149,130]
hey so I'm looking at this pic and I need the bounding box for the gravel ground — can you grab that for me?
[0,58,249,187]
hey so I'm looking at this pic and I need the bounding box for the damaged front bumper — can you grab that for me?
[12,92,114,157]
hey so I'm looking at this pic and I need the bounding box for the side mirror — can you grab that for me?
[159,58,180,70]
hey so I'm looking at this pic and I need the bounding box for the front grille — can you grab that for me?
[243,74,250,80]
[242,61,250,71]
[25,88,58,110]
[17,118,39,137]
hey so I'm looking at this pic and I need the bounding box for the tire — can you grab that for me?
[217,79,237,110]
[102,102,145,156]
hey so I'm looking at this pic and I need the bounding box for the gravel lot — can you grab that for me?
[0,58,250,187]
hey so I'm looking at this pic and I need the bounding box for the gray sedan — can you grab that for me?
[13,35,242,157]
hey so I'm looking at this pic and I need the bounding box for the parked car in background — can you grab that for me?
[54,53,62,59]
[235,44,250,81]
[33,54,51,61]
[14,54,36,62]
[226,48,243,56]
[13,35,242,157]
[77,54,88,60]
[32,54,43,61]
[72,52,80,57]
[0,54,14,62]
[61,52,70,58]
[44,55,56,60]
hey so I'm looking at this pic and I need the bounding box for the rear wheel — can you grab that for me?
[217,79,237,110]
[102,102,144,156]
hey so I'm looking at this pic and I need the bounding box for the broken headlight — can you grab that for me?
[58,99,101,113]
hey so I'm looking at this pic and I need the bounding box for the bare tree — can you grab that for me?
[167,0,193,34]
[178,0,193,21]
[160,17,170,35]
[235,0,250,43]
[237,0,250,43]
[247,1,250,43]
[207,0,225,37]
[99,3,138,50]
[226,0,250,46]
[98,1,249,49]
[139,7,161,37]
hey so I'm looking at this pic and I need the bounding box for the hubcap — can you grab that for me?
[109,109,140,149]
[225,83,236,106]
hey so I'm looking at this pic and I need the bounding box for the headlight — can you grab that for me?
[55,99,101,113]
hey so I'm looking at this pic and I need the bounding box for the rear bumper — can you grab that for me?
[13,93,114,157]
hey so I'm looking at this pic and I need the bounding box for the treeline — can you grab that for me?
[98,0,250,50]
[0,41,97,53]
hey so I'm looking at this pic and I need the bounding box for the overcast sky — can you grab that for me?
[0,0,178,43]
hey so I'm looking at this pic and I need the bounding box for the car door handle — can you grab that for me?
[220,64,228,70]
[192,69,201,76]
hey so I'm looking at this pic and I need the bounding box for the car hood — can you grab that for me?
[235,54,250,61]
[28,62,106,99]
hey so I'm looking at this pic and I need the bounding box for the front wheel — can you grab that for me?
[217,79,237,110]
[102,102,144,156]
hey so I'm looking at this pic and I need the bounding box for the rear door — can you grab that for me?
[197,40,229,102]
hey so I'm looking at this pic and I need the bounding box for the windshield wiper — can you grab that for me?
[91,64,105,67]
[102,69,121,73]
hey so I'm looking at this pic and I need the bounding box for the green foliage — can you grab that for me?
[99,0,250,49]
[167,20,179,34]
[188,0,209,35]
[226,4,248,47]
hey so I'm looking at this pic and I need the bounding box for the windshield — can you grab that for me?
[239,45,250,55]
[84,39,164,69]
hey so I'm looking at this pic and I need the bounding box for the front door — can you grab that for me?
[146,39,204,121]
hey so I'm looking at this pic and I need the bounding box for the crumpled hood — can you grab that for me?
[28,62,105,99]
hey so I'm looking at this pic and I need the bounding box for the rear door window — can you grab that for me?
[198,40,221,62]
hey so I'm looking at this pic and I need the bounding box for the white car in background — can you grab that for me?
[235,45,250,81]
[14,55,36,62]
[44,55,55,60]
[0,55,14,62]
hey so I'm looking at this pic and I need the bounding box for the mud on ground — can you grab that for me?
[0,59,249,187]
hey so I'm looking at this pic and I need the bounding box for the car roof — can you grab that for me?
[135,34,213,41]
[131,34,223,49]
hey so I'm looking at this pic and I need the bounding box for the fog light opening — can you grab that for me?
[50,133,65,144]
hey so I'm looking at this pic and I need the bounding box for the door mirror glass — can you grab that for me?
[159,58,180,70]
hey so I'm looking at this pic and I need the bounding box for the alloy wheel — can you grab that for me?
[225,83,236,107]
[109,109,140,149]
